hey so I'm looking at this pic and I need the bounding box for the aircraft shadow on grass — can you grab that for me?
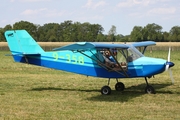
[30,83,178,102]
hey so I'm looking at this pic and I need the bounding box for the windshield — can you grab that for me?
[126,45,144,62]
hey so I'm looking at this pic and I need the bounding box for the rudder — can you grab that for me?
[4,30,44,54]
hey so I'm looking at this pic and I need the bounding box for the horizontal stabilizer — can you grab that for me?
[5,53,41,56]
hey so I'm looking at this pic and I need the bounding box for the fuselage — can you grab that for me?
[4,30,174,81]
[12,50,167,79]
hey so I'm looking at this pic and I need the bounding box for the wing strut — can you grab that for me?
[142,46,147,54]
[77,50,129,77]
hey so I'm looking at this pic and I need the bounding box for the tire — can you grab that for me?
[115,82,125,91]
[101,86,111,95]
[145,85,156,94]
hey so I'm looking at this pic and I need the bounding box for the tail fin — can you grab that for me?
[4,30,44,54]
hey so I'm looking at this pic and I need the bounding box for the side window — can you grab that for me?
[96,50,105,63]
[116,49,127,64]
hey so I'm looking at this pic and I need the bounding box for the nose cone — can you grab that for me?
[166,61,175,68]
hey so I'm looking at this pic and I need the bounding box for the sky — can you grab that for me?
[0,0,180,35]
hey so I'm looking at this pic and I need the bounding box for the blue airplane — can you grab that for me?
[4,30,175,95]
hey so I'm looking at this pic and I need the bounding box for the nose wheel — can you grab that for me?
[144,77,156,94]
[145,85,155,94]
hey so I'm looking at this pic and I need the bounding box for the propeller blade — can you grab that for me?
[166,47,171,71]
[165,64,169,71]
[168,47,171,62]
[166,47,175,84]
[168,68,174,84]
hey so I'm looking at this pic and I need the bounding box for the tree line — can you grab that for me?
[0,20,180,42]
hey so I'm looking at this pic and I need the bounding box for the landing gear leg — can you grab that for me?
[144,77,155,94]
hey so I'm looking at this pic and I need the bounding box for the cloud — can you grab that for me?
[45,10,66,17]
[83,0,106,9]
[20,8,67,20]
[21,8,47,15]
[117,0,151,8]
[83,0,93,8]
[19,0,51,2]
[0,19,7,24]
[148,7,176,15]
[10,0,15,2]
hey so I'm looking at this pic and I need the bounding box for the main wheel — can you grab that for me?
[115,82,125,91]
[101,86,111,95]
[145,85,156,94]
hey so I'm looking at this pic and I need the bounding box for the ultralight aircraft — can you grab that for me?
[4,30,175,95]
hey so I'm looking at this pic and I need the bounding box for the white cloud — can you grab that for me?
[133,0,151,6]
[116,0,173,8]
[45,10,66,17]
[117,0,151,8]
[94,1,106,8]
[21,8,47,15]
[20,8,67,21]
[148,7,176,15]
[19,0,51,2]
[83,0,106,9]
[0,19,7,24]
[10,0,15,2]
[73,13,104,23]
[116,0,133,8]
[83,0,93,8]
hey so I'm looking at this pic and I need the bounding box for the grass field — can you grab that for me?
[0,50,180,120]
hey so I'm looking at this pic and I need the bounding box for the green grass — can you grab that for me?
[0,50,180,120]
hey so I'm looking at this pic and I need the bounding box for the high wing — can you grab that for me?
[53,42,128,51]
[131,41,156,47]
[53,41,155,52]
[128,41,156,54]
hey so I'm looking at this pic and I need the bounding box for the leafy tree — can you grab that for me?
[13,21,37,38]
[162,32,169,42]
[108,25,116,42]
[59,20,73,42]
[130,26,143,42]
[39,23,59,42]
[116,34,125,42]
[91,24,104,41]
[169,26,180,42]
[70,22,81,42]
[0,25,13,41]
[2,20,180,42]
[0,28,4,42]
[97,33,106,42]
[4,24,12,31]
[143,23,163,41]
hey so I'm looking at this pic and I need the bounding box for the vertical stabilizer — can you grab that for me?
[4,30,44,54]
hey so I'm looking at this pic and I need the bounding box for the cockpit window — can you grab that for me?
[126,45,144,62]
[95,46,144,71]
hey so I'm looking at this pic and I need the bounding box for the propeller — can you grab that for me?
[165,47,175,84]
